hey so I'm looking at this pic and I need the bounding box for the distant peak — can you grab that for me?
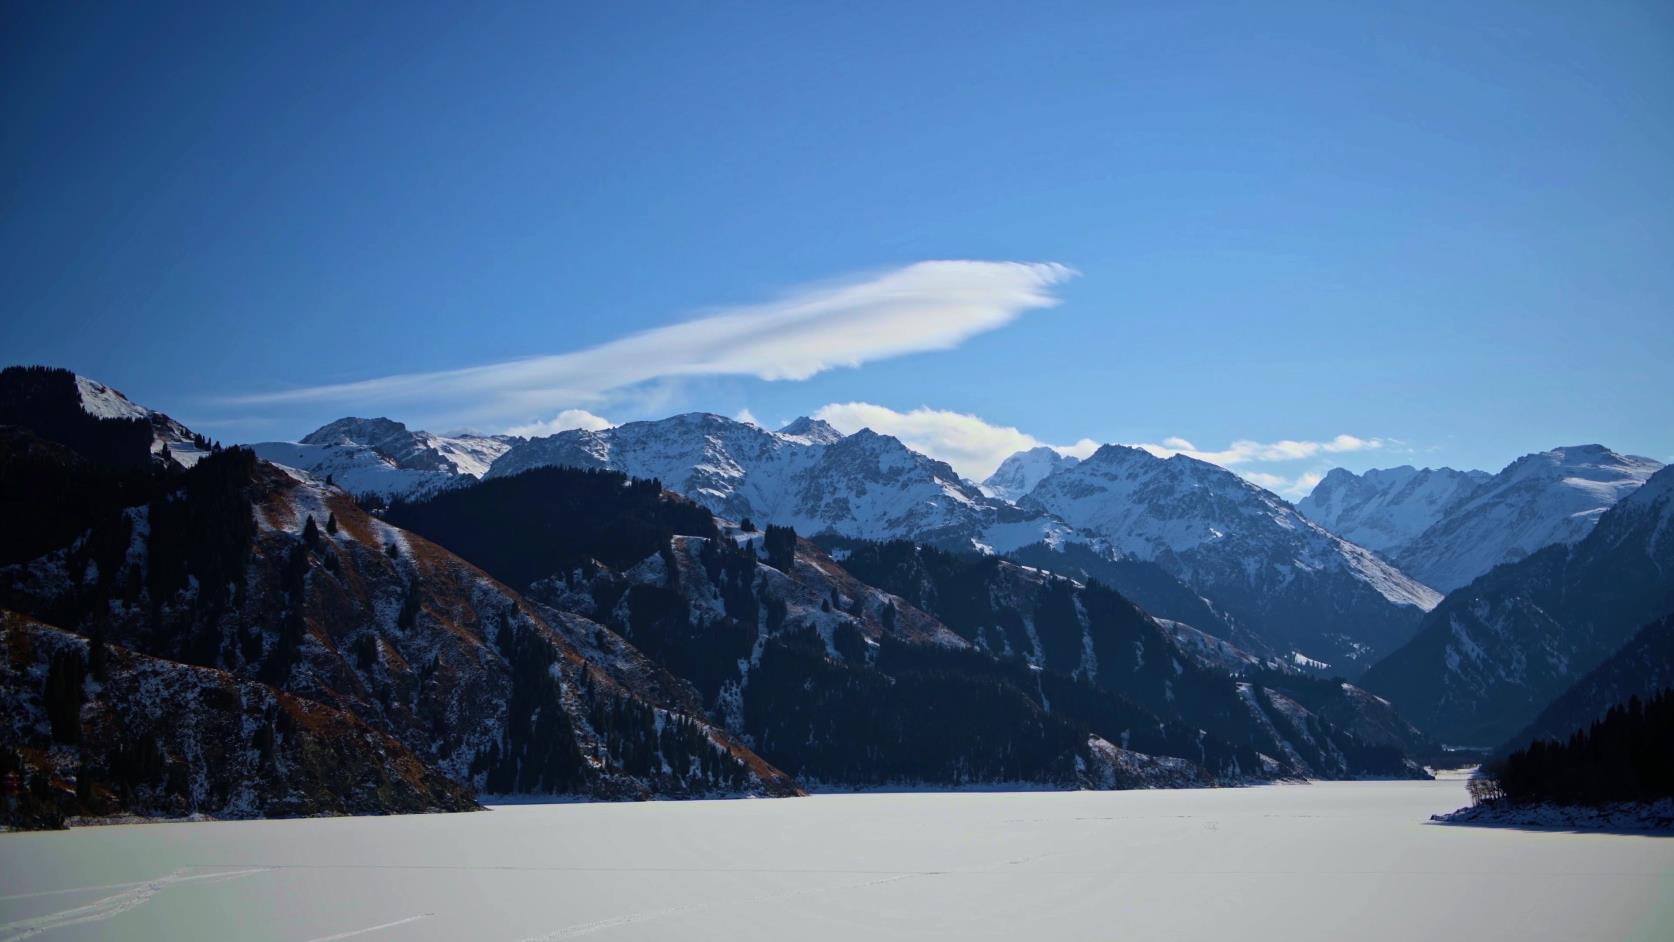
[1088,443,1151,462]
[777,416,843,444]
[300,416,412,446]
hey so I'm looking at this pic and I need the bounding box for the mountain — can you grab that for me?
[1021,445,1441,671]
[1,611,477,830]
[391,475,1428,784]
[982,446,1079,502]
[1393,445,1662,593]
[250,417,519,501]
[1498,613,1674,757]
[0,365,210,471]
[486,413,1069,553]
[1297,465,1490,555]
[1001,540,1263,659]
[1362,465,1674,746]
[830,540,1426,779]
[1,393,799,826]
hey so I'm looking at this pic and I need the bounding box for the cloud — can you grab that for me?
[230,261,1075,427]
[504,408,613,438]
[1239,469,1326,500]
[812,402,1094,480]
[809,401,1379,494]
[733,408,760,427]
[1133,434,1383,466]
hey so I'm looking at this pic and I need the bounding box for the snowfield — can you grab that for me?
[2,780,1670,941]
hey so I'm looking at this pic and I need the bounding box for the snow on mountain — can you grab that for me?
[982,446,1080,502]
[1362,464,1674,747]
[1297,465,1490,555]
[0,366,208,469]
[486,413,1071,553]
[75,375,211,469]
[1392,445,1662,593]
[73,374,151,421]
[776,416,845,445]
[1021,445,1441,671]
[249,417,519,500]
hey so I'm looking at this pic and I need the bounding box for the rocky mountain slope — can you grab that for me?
[1,611,477,830]
[1392,445,1661,593]
[831,539,1428,779]
[1297,465,1490,555]
[1021,445,1440,672]
[1362,465,1674,746]
[1,391,800,827]
[250,416,519,501]
[486,413,1069,553]
[391,474,1429,785]
[1496,612,1674,757]
[0,365,210,471]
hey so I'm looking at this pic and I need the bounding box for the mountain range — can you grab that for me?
[1299,446,1662,593]
[1019,444,1441,671]
[4,363,1671,828]
[1360,464,1674,746]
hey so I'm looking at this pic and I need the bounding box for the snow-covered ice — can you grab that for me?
[2,780,1670,941]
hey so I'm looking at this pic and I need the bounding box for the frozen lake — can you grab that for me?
[2,778,1670,941]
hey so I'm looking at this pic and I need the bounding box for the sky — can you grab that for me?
[3,1,1671,495]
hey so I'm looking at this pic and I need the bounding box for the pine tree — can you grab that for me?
[302,515,320,547]
[44,649,84,744]
[325,512,338,535]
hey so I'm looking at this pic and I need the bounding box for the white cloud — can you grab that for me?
[504,408,613,438]
[812,402,1094,480]
[231,260,1075,427]
[808,401,1380,494]
[1133,434,1383,466]
[1238,469,1326,500]
[733,408,760,427]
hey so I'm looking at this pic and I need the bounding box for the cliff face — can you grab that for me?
[1,612,478,830]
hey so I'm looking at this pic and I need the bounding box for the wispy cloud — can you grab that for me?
[230,261,1075,428]
[1132,434,1383,466]
[813,402,1096,480]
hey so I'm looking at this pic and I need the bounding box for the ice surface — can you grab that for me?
[1,780,1669,941]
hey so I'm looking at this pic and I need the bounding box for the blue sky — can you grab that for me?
[3,1,1670,493]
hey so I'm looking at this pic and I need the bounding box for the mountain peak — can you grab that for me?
[777,416,843,444]
[983,446,1080,503]
[1392,444,1663,593]
[1297,464,1490,556]
[0,365,207,470]
[299,416,412,447]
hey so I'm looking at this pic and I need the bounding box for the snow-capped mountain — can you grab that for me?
[982,446,1080,502]
[486,413,1070,553]
[1,427,798,826]
[1363,464,1674,747]
[1021,445,1441,671]
[250,416,519,500]
[1297,465,1490,555]
[0,366,209,469]
[1392,445,1662,593]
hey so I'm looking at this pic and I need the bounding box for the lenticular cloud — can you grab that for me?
[232,260,1075,425]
